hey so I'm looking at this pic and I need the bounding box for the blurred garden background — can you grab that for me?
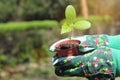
[0,0,120,80]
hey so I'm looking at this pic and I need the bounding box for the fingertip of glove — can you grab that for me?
[49,45,55,52]
[55,67,63,76]
[53,59,59,65]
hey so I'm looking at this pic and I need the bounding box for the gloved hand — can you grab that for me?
[50,34,109,53]
[52,47,115,80]
[50,34,117,80]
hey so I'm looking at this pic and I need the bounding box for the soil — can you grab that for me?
[57,44,78,50]
[55,40,81,57]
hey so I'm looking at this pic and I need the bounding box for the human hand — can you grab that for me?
[52,47,114,80]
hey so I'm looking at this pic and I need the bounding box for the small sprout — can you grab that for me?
[61,22,72,34]
[65,5,76,23]
[61,5,91,38]
[74,20,91,30]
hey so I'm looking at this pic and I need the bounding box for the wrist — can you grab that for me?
[111,48,120,77]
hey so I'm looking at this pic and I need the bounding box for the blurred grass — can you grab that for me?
[0,58,86,80]
[0,20,58,33]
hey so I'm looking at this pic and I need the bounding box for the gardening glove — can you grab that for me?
[50,34,109,53]
[52,47,115,80]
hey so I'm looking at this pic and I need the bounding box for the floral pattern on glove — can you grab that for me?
[79,35,109,49]
[53,47,115,80]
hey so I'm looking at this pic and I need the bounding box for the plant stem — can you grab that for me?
[69,23,74,40]
[69,31,72,40]
[69,24,74,48]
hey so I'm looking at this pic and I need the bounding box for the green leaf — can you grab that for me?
[65,5,76,23]
[61,23,72,34]
[74,20,91,30]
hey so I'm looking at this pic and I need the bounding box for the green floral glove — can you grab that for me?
[79,34,109,52]
[53,47,115,80]
[50,34,118,80]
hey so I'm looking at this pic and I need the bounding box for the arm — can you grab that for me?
[111,48,120,77]
[108,35,120,50]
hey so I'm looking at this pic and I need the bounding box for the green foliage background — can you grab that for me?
[0,20,58,68]
[0,0,69,22]
[0,0,17,22]
[0,0,120,80]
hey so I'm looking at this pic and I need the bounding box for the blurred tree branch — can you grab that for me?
[16,0,23,21]
[80,0,89,19]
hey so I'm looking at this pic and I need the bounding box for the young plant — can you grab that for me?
[54,5,91,57]
[61,5,91,40]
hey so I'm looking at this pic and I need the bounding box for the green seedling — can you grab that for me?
[61,5,91,40]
